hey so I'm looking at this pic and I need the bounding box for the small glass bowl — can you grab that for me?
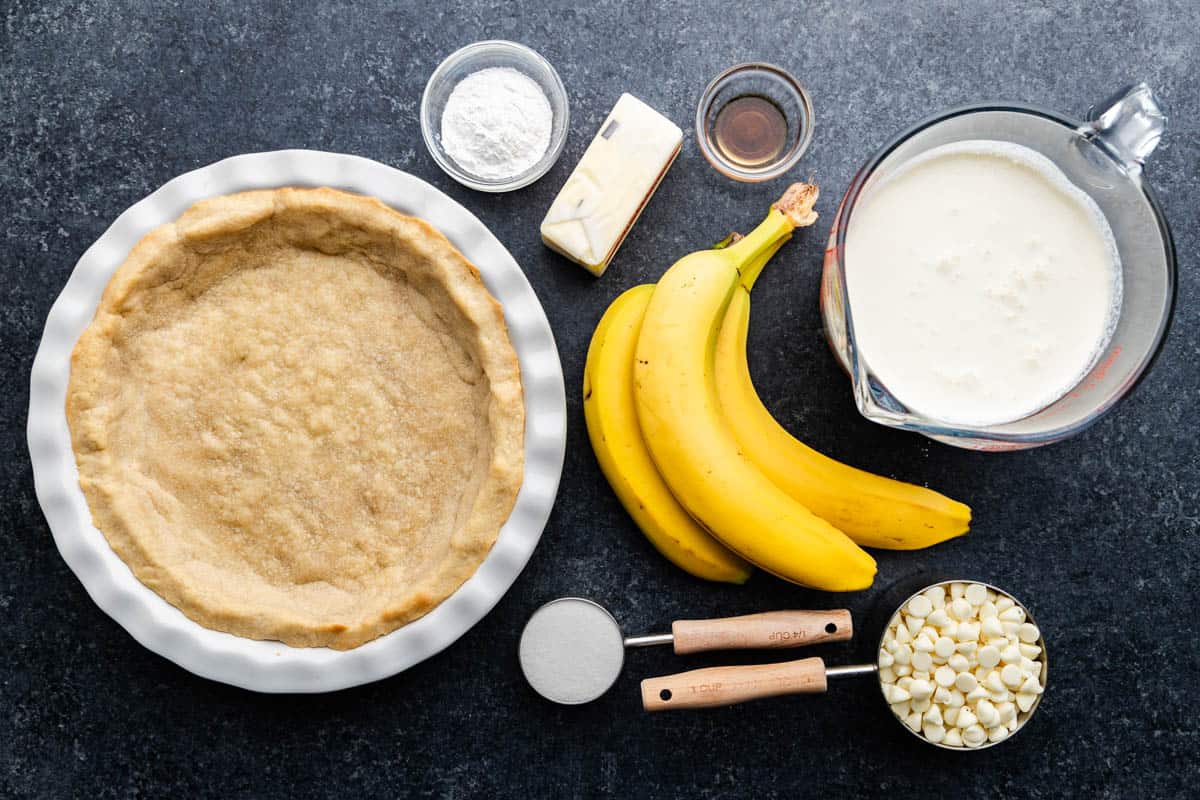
[696,63,814,182]
[421,40,569,193]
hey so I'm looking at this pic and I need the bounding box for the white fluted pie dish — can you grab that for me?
[27,150,566,693]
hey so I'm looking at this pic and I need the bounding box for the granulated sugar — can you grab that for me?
[518,599,625,704]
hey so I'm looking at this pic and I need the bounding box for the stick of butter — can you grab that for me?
[540,93,682,276]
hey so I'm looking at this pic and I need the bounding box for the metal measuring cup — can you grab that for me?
[641,579,1048,751]
[518,597,852,705]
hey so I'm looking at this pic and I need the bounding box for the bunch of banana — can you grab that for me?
[584,285,752,583]
[584,183,970,589]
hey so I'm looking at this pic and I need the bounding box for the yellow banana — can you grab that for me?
[584,285,752,583]
[634,184,876,592]
[715,285,972,549]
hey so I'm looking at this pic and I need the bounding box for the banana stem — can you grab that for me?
[725,183,820,291]
[739,236,788,291]
[727,209,794,290]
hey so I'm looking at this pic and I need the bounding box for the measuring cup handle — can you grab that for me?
[641,657,828,711]
[671,609,852,654]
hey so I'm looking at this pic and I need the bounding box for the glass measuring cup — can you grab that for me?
[820,84,1174,450]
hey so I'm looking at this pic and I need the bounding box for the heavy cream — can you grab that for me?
[844,141,1122,427]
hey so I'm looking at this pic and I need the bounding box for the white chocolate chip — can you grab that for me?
[1018,623,1040,643]
[934,666,956,687]
[1016,693,1037,713]
[923,723,946,744]
[963,725,987,747]
[976,699,998,727]
[954,672,978,693]
[911,696,931,713]
[911,651,933,673]
[927,609,950,628]
[950,598,972,620]
[943,728,963,747]
[906,711,923,732]
[999,606,1026,623]
[965,584,988,606]
[995,596,1015,612]
[956,708,977,729]
[987,725,1009,743]
[907,595,933,618]
[978,645,1001,669]
[1001,664,1024,688]
[1019,643,1042,660]
[934,636,956,659]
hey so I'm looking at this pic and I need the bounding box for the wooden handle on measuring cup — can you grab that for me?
[671,609,852,655]
[641,657,829,711]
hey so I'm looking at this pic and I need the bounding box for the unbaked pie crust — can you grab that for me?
[66,187,524,649]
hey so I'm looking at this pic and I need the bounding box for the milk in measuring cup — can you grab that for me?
[844,141,1122,427]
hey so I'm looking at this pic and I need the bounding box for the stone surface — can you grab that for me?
[2,1,1197,798]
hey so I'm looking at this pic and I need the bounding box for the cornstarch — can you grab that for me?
[440,67,553,180]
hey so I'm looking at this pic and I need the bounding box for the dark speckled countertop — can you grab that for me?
[2,2,1197,798]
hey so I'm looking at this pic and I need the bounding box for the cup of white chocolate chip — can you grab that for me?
[878,580,1047,750]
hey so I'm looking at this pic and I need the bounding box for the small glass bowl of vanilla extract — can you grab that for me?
[696,63,814,182]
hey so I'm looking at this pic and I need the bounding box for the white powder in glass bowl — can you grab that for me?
[440,67,553,180]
